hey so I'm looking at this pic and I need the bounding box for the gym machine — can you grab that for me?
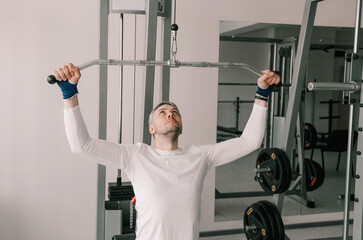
[50,0,363,238]
[47,0,275,239]
[307,0,363,239]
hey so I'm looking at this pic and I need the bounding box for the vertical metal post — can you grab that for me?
[99,1,109,141]
[143,0,159,145]
[280,54,286,116]
[275,0,322,212]
[296,109,308,203]
[353,81,363,240]
[343,55,352,104]
[97,164,107,240]
[119,14,124,144]
[345,2,362,239]
[162,0,172,101]
[266,43,277,148]
[235,97,240,132]
[97,0,109,239]
[328,99,333,135]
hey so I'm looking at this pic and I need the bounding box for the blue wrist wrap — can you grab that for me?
[256,84,275,97]
[57,80,78,99]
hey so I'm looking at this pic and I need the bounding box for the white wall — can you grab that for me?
[1,0,361,239]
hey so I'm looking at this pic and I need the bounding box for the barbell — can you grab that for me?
[47,59,262,84]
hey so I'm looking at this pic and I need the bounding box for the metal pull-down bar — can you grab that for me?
[48,59,261,82]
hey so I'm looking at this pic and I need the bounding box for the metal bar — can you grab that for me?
[320,100,341,104]
[99,1,109,141]
[255,167,271,173]
[354,0,362,53]
[177,61,261,76]
[276,0,322,214]
[353,85,363,240]
[343,54,351,102]
[142,0,159,145]
[214,189,300,199]
[161,0,172,101]
[119,14,124,144]
[219,83,259,86]
[328,100,333,135]
[97,0,108,239]
[319,116,339,119]
[344,103,359,240]
[79,59,168,70]
[346,1,363,237]
[220,36,283,43]
[218,100,254,104]
[245,225,258,231]
[75,59,262,77]
[235,97,240,132]
[308,82,359,92]
[343,0,362,237]
[219,82,291,87]
[269,43,278,148]
[280,54,286,116]
[97,164,107,240]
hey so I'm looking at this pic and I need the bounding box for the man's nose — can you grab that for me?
[167,111,173,118]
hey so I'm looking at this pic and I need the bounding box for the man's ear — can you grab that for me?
[149,124,156,135]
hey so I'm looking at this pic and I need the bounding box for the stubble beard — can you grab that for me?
[160,122,182,142]
[164,126,182,142]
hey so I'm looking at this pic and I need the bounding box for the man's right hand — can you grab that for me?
[53,63,81,84]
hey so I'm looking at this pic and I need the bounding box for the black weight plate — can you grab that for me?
[256,148,275,194]
[257,201,279,240]
[304,123,318,149]
[278,149,292,193]
[306,159,319,191]
[309,159,325,191]
[304,159,314,191]
[244,202,272,240]
[259,200,285,240]
[272,149,287,194]
[312,159,325,187]
[243,204,264,240]
[256,148,283,194]
[274,148,292,193]
[252,202,273,240]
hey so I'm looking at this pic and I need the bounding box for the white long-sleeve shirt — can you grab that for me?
[64,104,267,240]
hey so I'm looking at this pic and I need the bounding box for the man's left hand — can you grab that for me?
[257,70,280,89]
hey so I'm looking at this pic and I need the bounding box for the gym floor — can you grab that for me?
[201,147,355,239]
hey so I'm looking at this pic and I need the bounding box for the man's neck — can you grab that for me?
[153,135,179,151]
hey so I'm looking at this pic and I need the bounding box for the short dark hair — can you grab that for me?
[148,101,180,125]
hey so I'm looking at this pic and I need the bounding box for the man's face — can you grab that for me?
[149,104,182,137]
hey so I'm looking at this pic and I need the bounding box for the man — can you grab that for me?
[54,63,279,240]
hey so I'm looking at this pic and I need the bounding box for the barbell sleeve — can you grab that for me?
[307,82,360,92]
[255,167,272,173]
[245,225,258,232]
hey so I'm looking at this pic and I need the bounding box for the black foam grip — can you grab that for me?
[171,24,178,31]
[47,75,58,85]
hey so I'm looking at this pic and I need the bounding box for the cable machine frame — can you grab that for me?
[93,0,363,239]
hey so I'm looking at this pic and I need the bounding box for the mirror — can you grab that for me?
[215,21,362,222]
